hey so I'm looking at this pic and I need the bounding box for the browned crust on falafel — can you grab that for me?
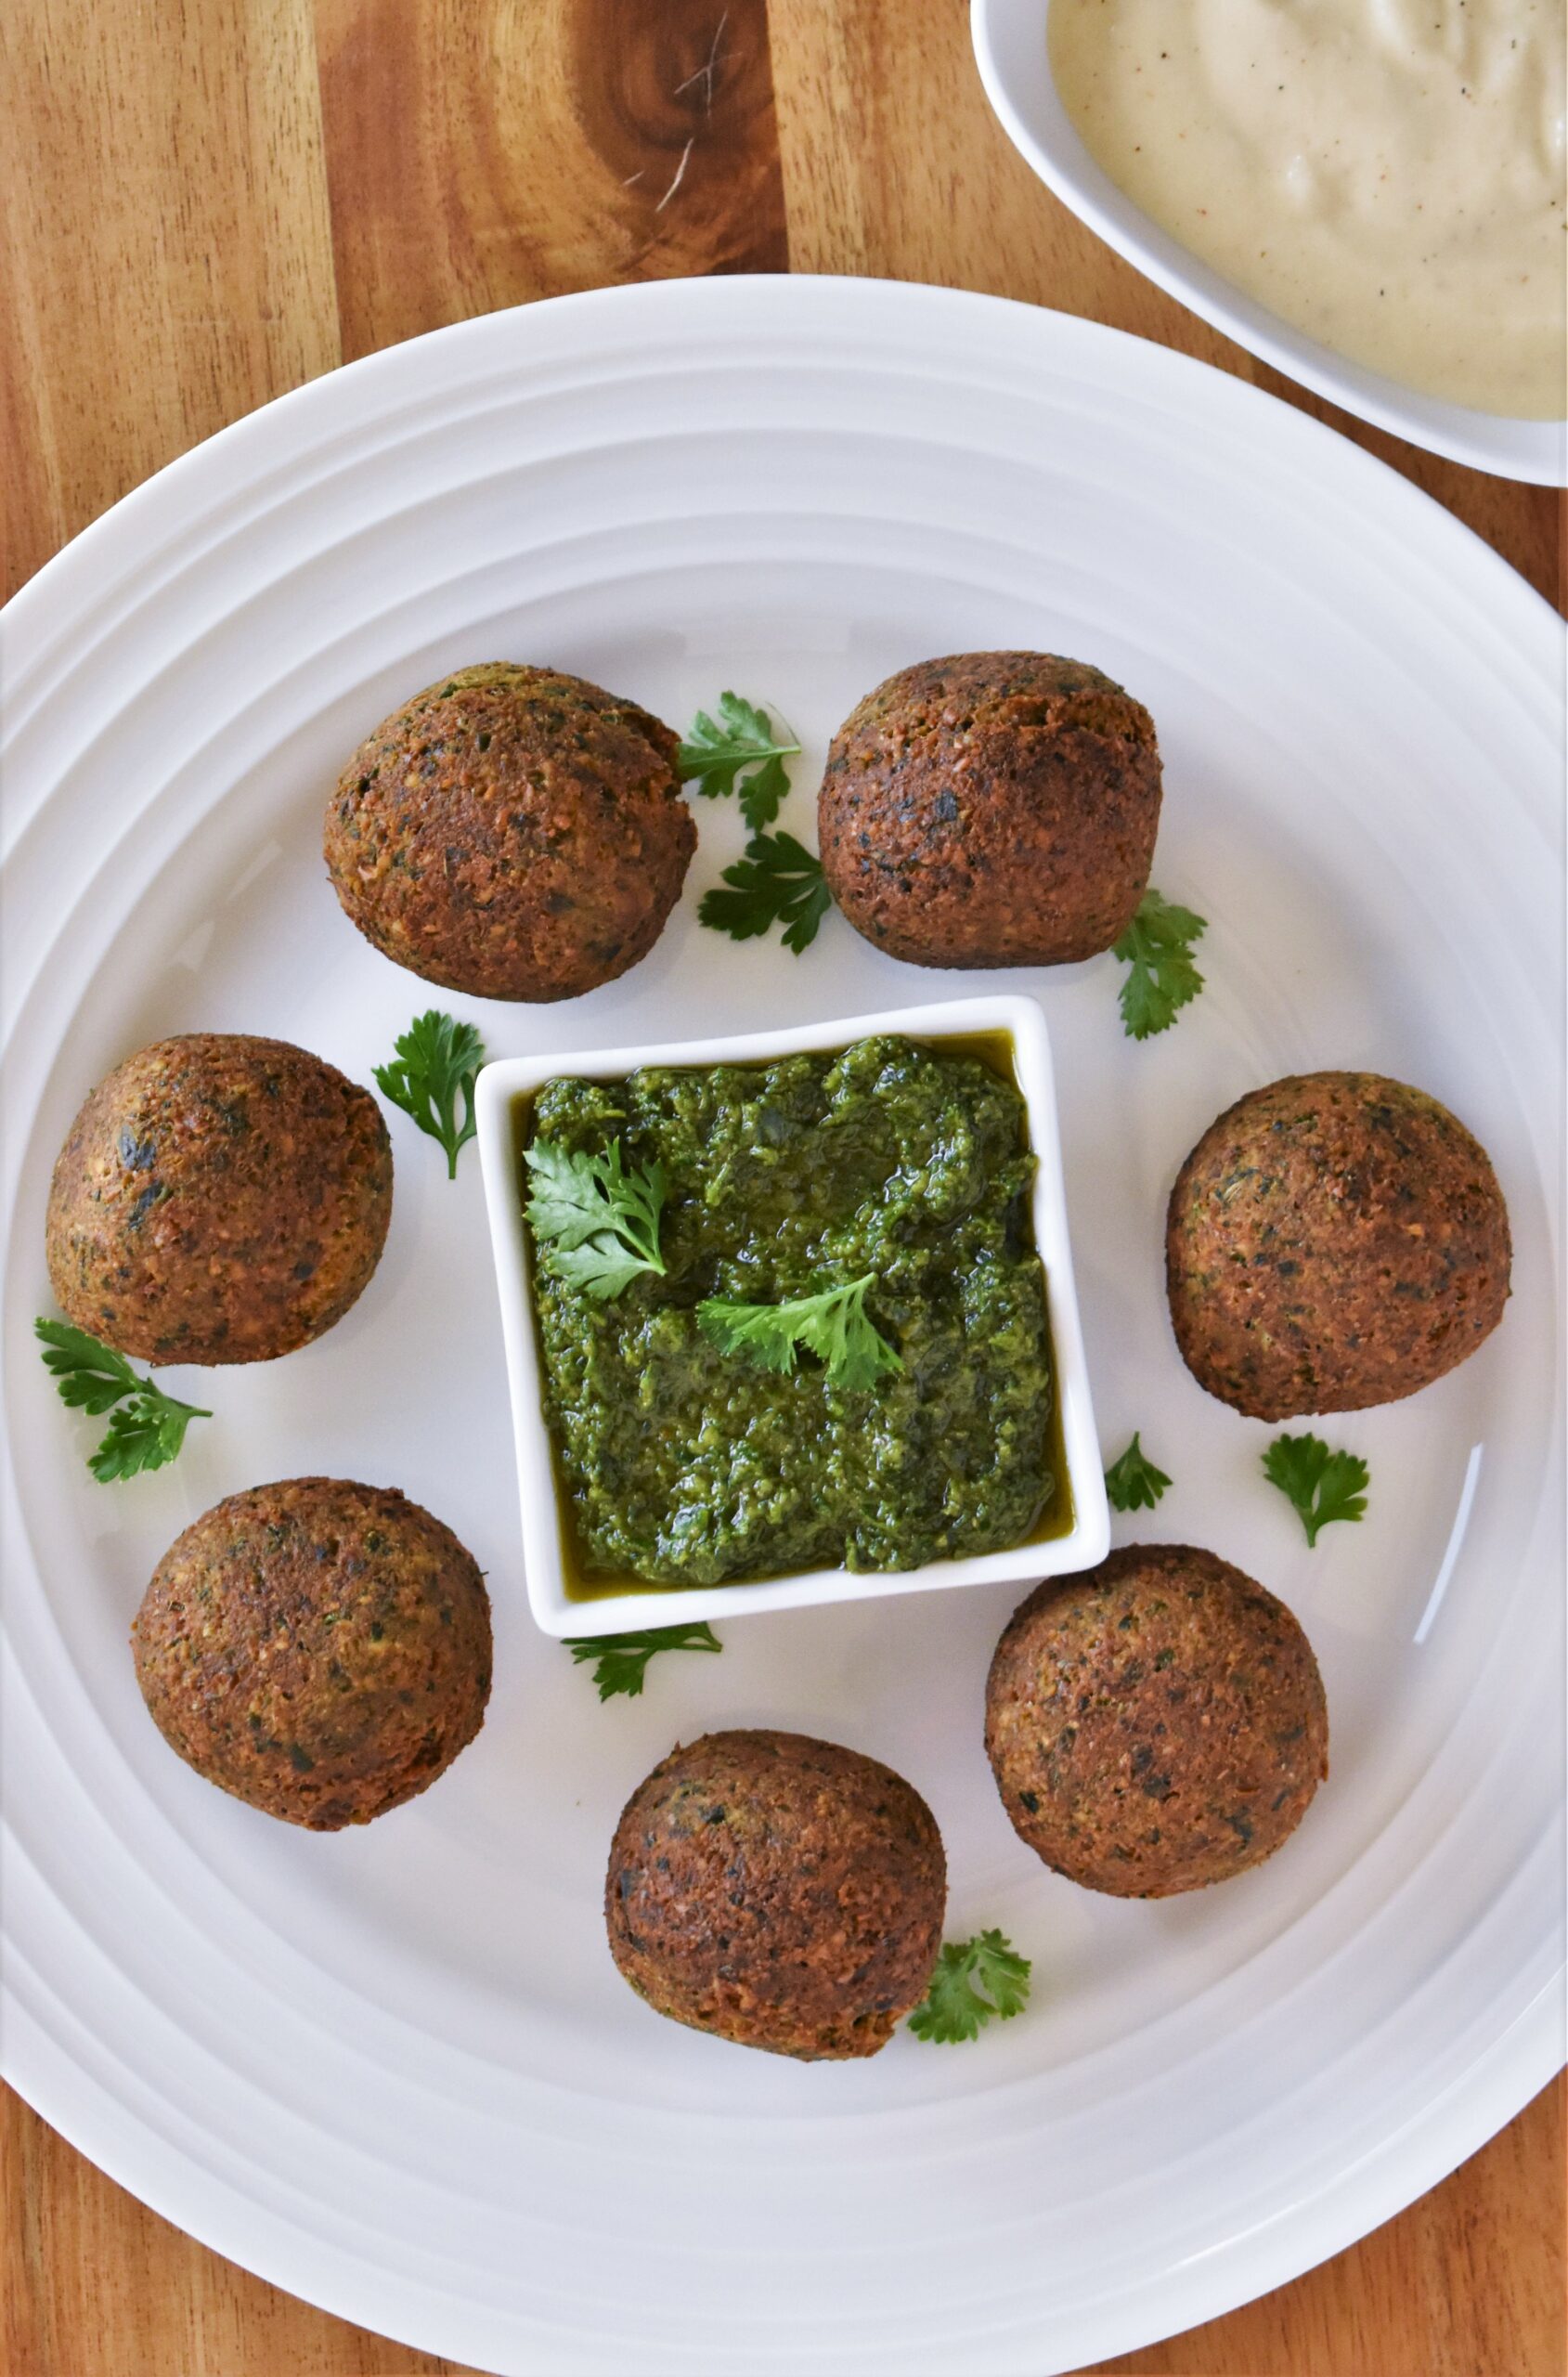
[985,1545,1328,1897]
[131,1478,492,1830]
[324,662,694,1001]
[45,1033,392,1366]
[1166,1072,1510,1421]
[605,1729,946,2059]
[818,652,1162,968]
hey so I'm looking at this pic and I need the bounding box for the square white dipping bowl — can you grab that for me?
[475,994,1109,1638]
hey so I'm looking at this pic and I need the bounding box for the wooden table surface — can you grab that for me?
[3,2,1563,2371]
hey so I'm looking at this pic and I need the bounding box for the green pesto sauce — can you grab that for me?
[525,1033,1055,1590]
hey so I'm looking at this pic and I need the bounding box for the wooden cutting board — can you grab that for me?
[3,3,1562,2371]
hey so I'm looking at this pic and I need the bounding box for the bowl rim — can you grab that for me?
[474,990,1111,1638]
[970,0,1568,487]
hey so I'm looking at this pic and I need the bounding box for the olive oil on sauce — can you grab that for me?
[516,1026,1072,1602]
[1050,0,1567,419]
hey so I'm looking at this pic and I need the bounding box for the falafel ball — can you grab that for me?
[1167,1072,1510,1421]
[817,652,1161,968]
[324,662,694,1001]
[986,1546,1328,1897]
[132,1478,492,1829]
[605,1730,946,2059]
[45,1033,392,1366]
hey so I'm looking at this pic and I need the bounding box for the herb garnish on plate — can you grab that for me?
[679,692,800,832]
[698,829,832,955]
[35,1318,212,1483]
[1104,1432,1173,1512]
[908,1930,1033,2044]
[1263,1431,1370,1546]
[1113,889,1207,1039]
[697,1274,901,1393]
[564,1621,723,1701]
[374,1009,486,1178]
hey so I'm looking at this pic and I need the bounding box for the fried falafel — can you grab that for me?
[1167,1072,1510,1420]
[45,1033,392,1365]
[985,1546,1328,1897]
[605,1729,946,2059]
[818,652,1161,968]
[132,1477,492,1829]
[324,662,694,1001]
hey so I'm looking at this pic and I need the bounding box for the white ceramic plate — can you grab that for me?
[1,276,1562,2377]
[972,0,1568,487]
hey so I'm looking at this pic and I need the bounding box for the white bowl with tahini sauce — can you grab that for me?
[973,0,1566,483]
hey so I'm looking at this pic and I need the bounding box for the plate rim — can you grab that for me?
[5,1977,1559,2375]
[4,275,1562,673]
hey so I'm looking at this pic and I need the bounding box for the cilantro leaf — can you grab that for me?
[564,1621,722,1701]
[908,1930,1033,2044]
[697,1273,901,1393]
[525,1137,667,1300]
[1104,1431,1173,1513]
[1112,890,1207,1040]
[374,1009,486,1179]
[546,1239,663,1298]
[735,753,791,834]
[36,1318,211,1483]
[678,692,800,831]
[1262,1431,1370,1547]
[34,1318,143,1414]
[89,1396,207,1482]
[698,830,832,955]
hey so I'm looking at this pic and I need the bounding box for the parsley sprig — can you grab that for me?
[374,1010,486,1178]
[1113,890,1207,1039]
[679,692,800,832]
[1104,1432,1173,1512]
[698,1274,901,1394]
[909,1930,1033,2044]
[525,1137,667,1299]
[35,1318,211,1483]
[564,1621,722,1701]
[698,830,832,955]
[1263,1432,1370,1547]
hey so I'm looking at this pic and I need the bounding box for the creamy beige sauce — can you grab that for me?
[1051,0,1567,417]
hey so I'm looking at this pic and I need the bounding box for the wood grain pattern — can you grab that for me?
[2,0,1563,2369]
[0,0,341,602]
[314,0,786,359]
